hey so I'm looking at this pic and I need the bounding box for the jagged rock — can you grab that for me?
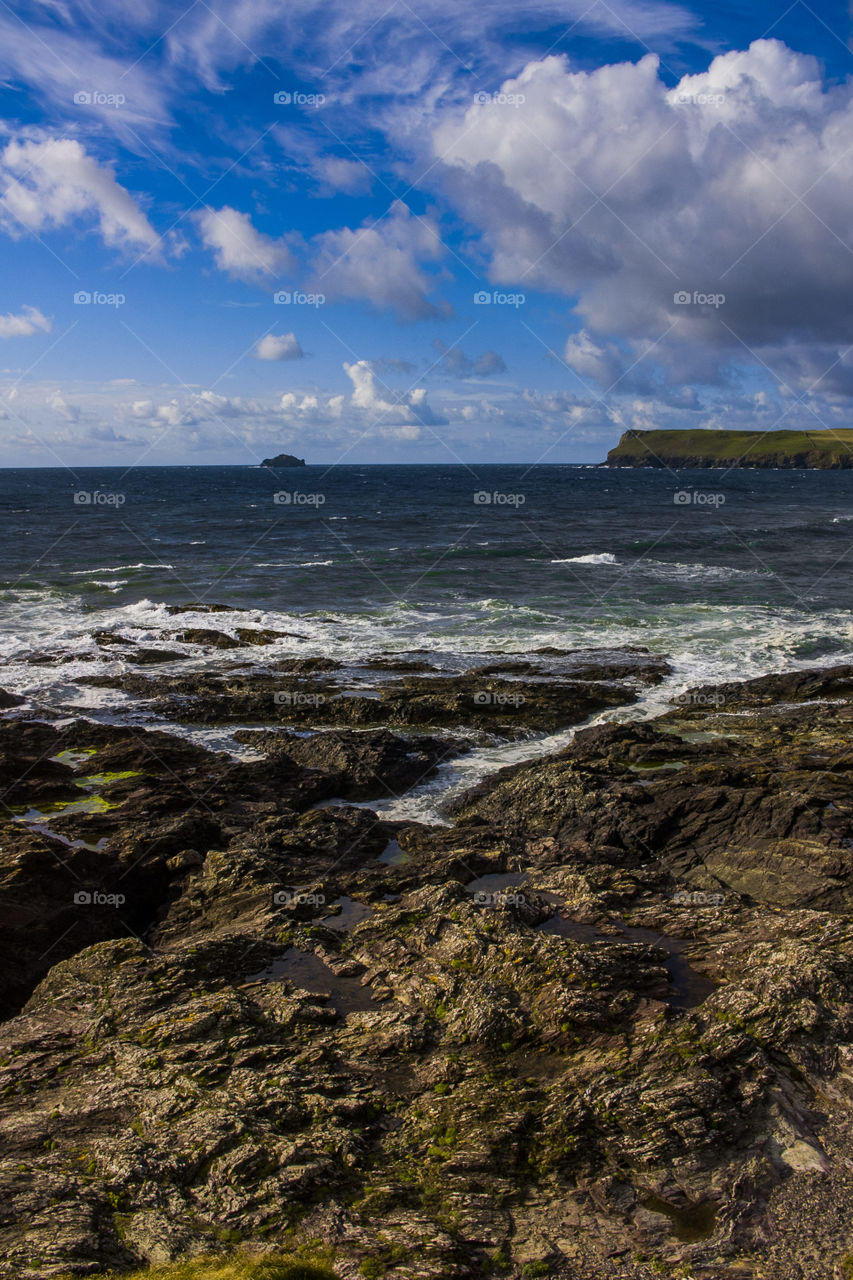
[2,664,853,1278]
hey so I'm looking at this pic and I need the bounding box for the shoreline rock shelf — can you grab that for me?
[1,660,853,1277]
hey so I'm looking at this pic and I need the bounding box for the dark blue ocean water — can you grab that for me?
[1,464,851,702]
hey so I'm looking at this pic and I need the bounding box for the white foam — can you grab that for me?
[552,552,617,564]
[68,564,175,573]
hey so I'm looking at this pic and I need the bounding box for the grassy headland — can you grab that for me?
[604,427,853,467]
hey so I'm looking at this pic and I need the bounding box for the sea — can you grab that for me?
[2,463,851,817]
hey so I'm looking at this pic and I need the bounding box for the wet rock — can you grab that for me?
[129,648,189,664]
[454,667,853,911]
[164,603,237,615]
[174,628,242,649]
[233,727,464,800]
[233,627,296,645]
[76,664,661,737]
[3,664,853,1279]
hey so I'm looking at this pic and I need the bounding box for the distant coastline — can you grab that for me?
[604,428,853,469]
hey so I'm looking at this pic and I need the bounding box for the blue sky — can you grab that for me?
[1,0,853,464]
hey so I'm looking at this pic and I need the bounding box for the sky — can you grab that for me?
[1,0,853,464]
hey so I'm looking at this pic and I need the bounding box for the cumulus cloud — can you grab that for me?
[155,399,199,427]
[197,206,294,280]
[254,332,304,361]
[344,359,440,424]
[0,306,51,338]
[46,390,80,420]
[0,136,158,252]
[433,40,853,378]
[312,201,446,319]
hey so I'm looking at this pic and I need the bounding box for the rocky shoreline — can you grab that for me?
[1,646,853,1279]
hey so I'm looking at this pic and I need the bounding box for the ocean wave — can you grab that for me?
[0,588,851,724]
[68,564,175,574]
[552,552,618,564]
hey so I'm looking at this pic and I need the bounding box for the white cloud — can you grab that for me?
[561,330,625,388]
[0,135,158,251]
[197,206,294,280]
[155,399,199,426]
[46,390,79,420]
[312,201,446,319]
[433,40,853,374]
[255,332,304,361]
[158,0,697,104]
[0,15,171,143]
[342,360,443,427]
[0,306,52,338]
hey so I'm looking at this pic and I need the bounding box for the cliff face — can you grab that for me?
[604,428,853,468]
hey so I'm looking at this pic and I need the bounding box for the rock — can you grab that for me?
[174,628,242,649]
[234,627,295,646]
[75,655,668,737]
[233,728,464,800]
[130,648,189,664]
[261,453,306,467]
[164,603,238,615]
[3,663,853,1278]
[453,667,853,911]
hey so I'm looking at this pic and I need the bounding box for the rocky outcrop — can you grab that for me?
[78,652,670,737]
[2,663,853,1278]
[260,453,306,467]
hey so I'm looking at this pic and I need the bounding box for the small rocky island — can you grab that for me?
[260,453,306,467]
[604,427,853,468]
